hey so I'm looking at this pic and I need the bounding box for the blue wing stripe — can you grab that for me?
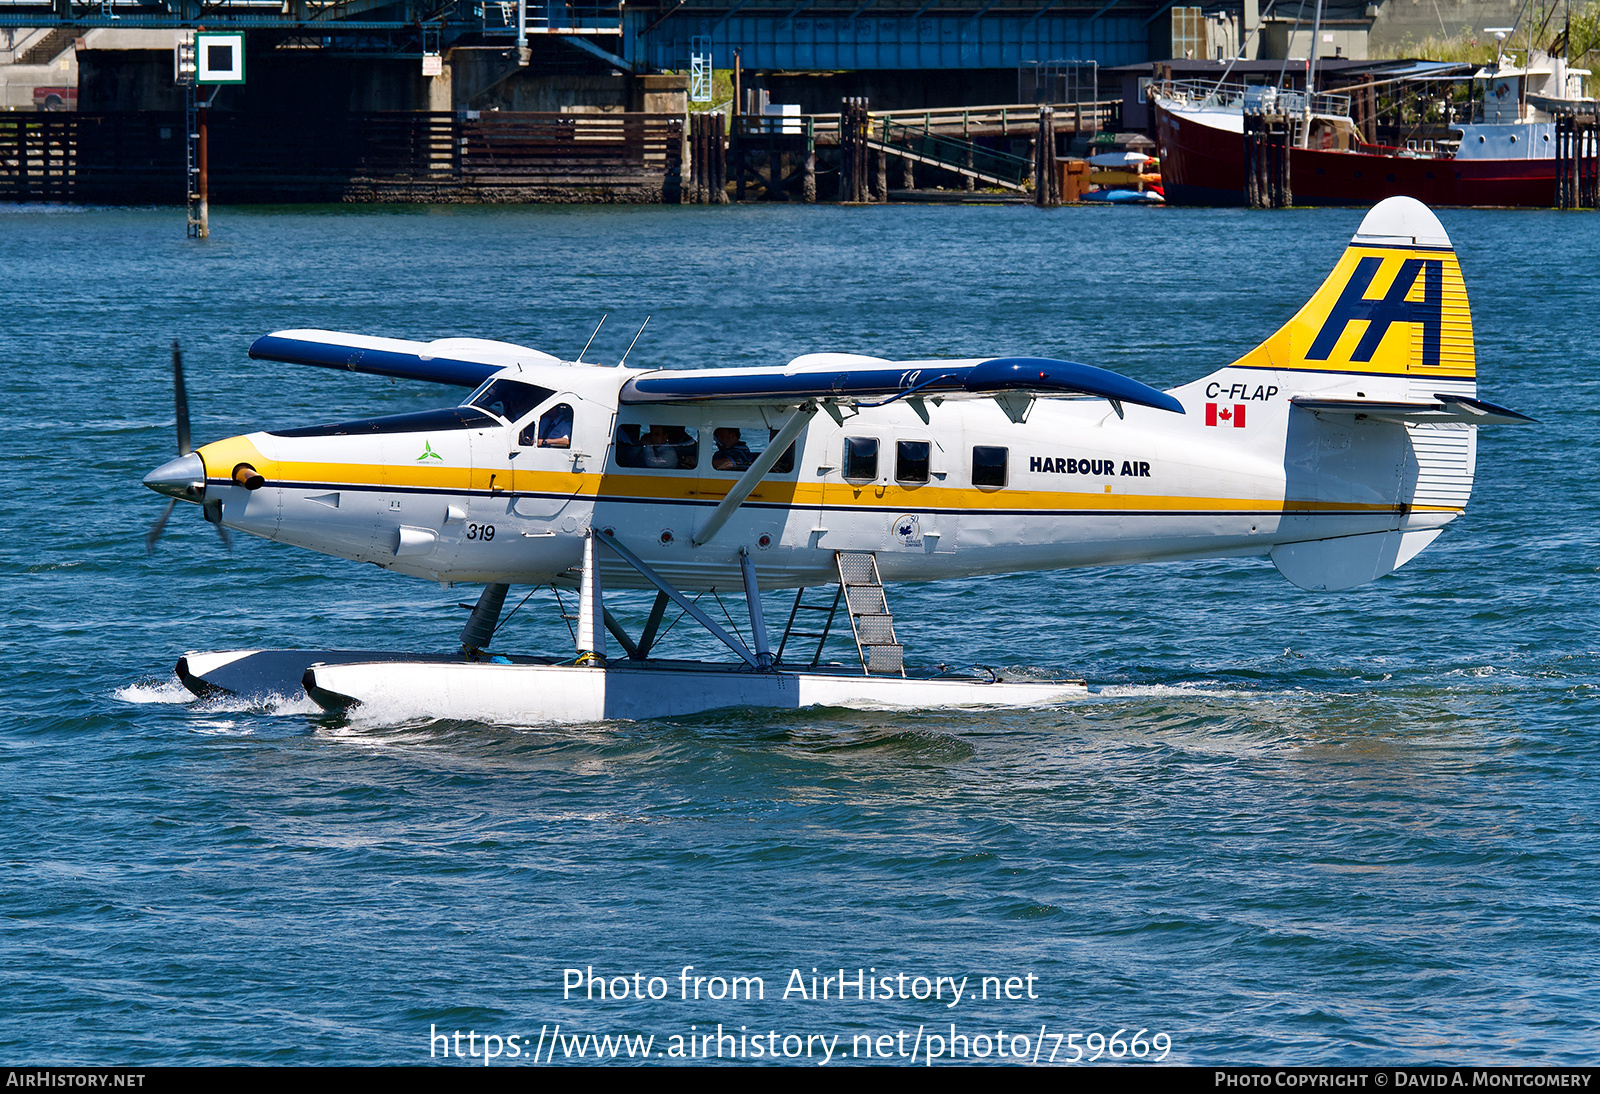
[248,335,500,389]
[620,357,1184,415]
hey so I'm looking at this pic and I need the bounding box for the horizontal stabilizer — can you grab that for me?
[1291,392,1534,426]
[248,330,557,388]
[621,356,1184,414]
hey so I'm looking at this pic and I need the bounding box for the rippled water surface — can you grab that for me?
[0,202,1595,1065]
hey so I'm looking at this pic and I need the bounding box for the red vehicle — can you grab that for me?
[32,86,77,111]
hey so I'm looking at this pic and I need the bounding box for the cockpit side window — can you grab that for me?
[520,403,573,448]
[468,379,555,424]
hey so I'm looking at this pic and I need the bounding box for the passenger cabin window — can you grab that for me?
[469,379,554,425]
[520,402,572,448]
[972,446,1008,488]
[842,437,879,483]
[709,427,796,474]
[614,424,699,470]
[896,440,931,484]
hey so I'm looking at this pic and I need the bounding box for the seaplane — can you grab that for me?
[144,197,1531,722]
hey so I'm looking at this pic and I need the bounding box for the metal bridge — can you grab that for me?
[0,0,1180,73]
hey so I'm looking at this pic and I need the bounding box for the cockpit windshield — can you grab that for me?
[467,379,555,423]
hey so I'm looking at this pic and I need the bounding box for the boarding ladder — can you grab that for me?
[775,585,845,668]
[835,551,904,676]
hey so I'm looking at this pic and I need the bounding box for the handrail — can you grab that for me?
[809,100,1120,131]
[1155,79,1351,118]
[877,117,1033,184]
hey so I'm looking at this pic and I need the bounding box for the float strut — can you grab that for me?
[575,533,607,665]
[461,582,509,658]
[740,547,775,669]
[594,531,758,666]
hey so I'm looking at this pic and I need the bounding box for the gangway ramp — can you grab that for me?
[866,119,1033,192]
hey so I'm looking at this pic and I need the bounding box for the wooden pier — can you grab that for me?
[0,111,685,204]
[0,98,1120,206]
[721,99,1114,203]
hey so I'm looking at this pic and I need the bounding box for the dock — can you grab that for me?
[0,97,1119,206]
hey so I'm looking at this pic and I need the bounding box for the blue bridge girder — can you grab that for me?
[0,0,1175,71]
[639,4,1165,71]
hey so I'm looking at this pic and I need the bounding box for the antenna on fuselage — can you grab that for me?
[617,316,651,368]
[576,314,607,363]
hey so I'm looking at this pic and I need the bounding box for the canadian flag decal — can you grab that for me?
[1206,403,1246,427]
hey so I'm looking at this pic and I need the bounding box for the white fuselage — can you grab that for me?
[195,358,1471,593]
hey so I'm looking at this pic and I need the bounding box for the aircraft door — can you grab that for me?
[884,432,947,556]
[510,392,592,526]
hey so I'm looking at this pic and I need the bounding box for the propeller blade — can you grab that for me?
[145,498,177,556]
[172,338,192,457]
[202,497,233,553]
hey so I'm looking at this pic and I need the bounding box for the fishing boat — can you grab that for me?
[1150,45,1593,206]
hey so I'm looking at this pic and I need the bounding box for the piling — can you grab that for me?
[714,113,729,204]
[196,104,209,238]
[838,97,872,203]
[1243,114,1292,208]
[1556,112,1599,209]
[1033,104,1058,207]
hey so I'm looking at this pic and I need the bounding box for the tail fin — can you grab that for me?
[1172,199,1530,592]
[1228,196,1475,383]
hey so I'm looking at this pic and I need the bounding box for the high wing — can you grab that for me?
[620,353,1186,415]
[248,329,561,388]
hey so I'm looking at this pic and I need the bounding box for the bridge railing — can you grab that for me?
[481,0,623,34]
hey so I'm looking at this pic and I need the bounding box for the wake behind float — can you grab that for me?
[149,198,1530,722]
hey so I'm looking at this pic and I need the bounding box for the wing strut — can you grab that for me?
[692,402,819,547]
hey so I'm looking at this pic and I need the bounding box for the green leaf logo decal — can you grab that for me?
[417,441,444,462]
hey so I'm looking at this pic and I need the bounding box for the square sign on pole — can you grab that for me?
[195,32,245,84]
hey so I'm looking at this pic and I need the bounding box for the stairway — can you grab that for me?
[835,551,904,676]
[19,27,79,67]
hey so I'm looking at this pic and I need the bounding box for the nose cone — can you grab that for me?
[144,452,206,501]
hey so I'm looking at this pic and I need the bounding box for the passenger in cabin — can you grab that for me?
[667,426,697,467]
[641,424,683,469]
[536,403,572,448]
[614,424,644,467]
[615,424,698,469]
[711,427,755,471]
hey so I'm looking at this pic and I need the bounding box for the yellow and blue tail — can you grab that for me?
[1227,196,1475,384]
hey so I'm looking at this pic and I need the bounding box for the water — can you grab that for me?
[0,202,1595,1066]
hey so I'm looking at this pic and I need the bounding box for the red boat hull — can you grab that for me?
[1152,101,1559,207]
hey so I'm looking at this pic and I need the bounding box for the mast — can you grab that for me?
[1302,0,1325,146]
